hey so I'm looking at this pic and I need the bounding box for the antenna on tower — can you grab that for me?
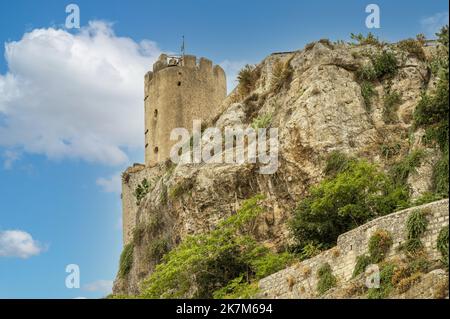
[181,35,185,58]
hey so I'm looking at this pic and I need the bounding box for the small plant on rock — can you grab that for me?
[237,64,260,98]
[251,113,272,129]
[271,58,293,92]
[352,254,372,277]
[397,39,426,61]
[316,263,337,295]
[360,81,377,111]
[382,90,402,124]
[403,209,429,254]
[350,32,383,46]
[118,243,134,278]
[368,229,393,263]
[134,178,151,205]
[367,262,396,299]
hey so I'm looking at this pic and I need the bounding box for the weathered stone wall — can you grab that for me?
[258,199,449,299]
[144,54,227,166]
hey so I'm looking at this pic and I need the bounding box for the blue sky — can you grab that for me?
[0,0,448,298]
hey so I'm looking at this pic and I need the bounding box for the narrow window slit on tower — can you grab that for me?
[145,129,148,135]
[154,109,158,118]
[177,81,181,86]
[154,146,159,153]
[145,143,148,148]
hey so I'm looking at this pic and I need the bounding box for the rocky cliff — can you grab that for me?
[112,35,448,298]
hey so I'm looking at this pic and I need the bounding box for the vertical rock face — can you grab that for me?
[114,39,444,296]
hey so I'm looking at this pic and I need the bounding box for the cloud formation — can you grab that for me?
[83,280,113,294]
[0,21,161,165]
[2,150,20,169]
[96,171,122,193]
[420,12,449,38]
[0,230,44,258]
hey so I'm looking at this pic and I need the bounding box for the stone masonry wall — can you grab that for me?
[258,199,449,298]
[144,54,227,166]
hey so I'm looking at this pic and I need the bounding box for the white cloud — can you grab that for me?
[220,60,250,94]
[420,12,449,38]
[96,172,121,193]
[0,230,44,258]
[83,280,113,294]
[0,21,162,166]
[2,150,20,169]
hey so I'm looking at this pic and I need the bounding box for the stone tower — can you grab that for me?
[144,54,227,166]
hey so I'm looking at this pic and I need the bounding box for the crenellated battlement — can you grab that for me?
[149,54,225,78]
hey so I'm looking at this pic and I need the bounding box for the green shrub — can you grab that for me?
[437,226,449,267]
[169,179,193,199]
[323,151,353,177]
[380,143,401,159]
[397,39,426,61]
[372,51,399,80]
[237,64,260,98]
[250,252,294,279]
[251,113,272,129]
[407,253,431,274]
[118,243,134,278]
[357,64,377,82]
[271,58,293,92]
[212,276,259,299]
[316,263,337,295]
[140,194,293,299]
[360,81,377,111]
[367,262,396,299]
[432,152,449,196]
[416,87,449,197]
[368,230,393,263]
[403,209,429,254]
[133,178,151,205]
[382,91,402,124]
[356,51,398,82]
[290,160,409,252]
[389,149,425,186]
[353,255,372,278]
[296,242,324,260]
[429,26,449,77]
[413,26,449,198]
[147,238,170,264]
[412,192,444,206]
[350,32,382,46]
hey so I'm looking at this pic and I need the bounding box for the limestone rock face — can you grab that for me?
[113,40,441,296]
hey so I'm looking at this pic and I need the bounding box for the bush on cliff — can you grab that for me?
[139,194,294,299]
[413,25,449,197]
[118,243,134,278]
[290,160,409,252]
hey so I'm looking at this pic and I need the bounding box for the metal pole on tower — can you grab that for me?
[181,35,185,57]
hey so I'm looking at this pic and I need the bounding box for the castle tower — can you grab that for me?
[144,54,227,166]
